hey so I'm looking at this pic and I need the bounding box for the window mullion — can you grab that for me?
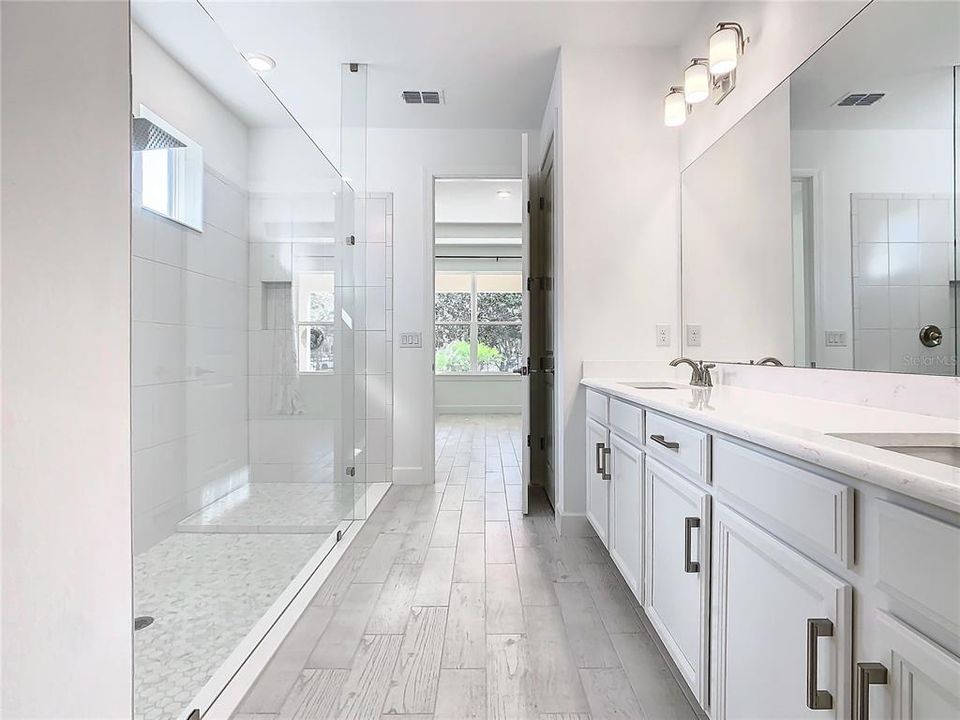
[470,272,478,373]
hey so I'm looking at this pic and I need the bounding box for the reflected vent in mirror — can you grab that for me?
[402,90,444,104]
[836,92,885,107]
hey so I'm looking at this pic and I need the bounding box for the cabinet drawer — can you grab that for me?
[876,501,960,635]
[586,389,608,424]
[645,411,710,482]
[609,398,643,447]
[714,439,853,568]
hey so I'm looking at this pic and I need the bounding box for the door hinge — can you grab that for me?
[336,529,343,542]
[526,199,531,214]
[345,234,356,246]
[527,276,534,291]
[345,466,356,477]
[526,434,531,448]
[539,196,545,210]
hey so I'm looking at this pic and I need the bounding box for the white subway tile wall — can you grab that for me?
[132,163,250,553]
[852,194,956,375]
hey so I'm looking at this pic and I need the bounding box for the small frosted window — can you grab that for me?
[135,106,203,232]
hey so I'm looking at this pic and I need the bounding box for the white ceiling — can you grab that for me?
[137,0,703,133]
[435,178,523,223]
[790,1,959,131]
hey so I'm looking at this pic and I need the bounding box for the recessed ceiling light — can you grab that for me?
[245,53,276,73]
[497,190,511,199]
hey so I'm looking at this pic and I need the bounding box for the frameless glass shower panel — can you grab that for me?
[130,2,366,717]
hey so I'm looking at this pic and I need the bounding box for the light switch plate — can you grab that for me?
[824,330,847,347]
[656,324,671,348]
[686,324,702,347]
[399,331,422,348]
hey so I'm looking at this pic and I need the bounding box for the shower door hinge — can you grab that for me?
[526,434,531,448]
[336,529,343,542]
[345,466,356,477]
[526,200,531,214]
[349,63,359,73]
[346,234,356,246]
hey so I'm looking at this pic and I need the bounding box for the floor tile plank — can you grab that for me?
[435,668,486,720]
[485,563,524,634]
[382,606,448,715]
[442,582,485,669]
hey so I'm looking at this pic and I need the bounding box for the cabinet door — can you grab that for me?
[585,417,610,546]
[857,611,960,720]
[713,505,852,720]
[609,433,643,599]
[644,457,711,704]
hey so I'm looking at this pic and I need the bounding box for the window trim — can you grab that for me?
[434,270,522,375]
[295,271,337,375]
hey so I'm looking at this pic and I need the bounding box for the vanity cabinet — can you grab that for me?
[585,416,610,546]
[712,505,852,720]
[609,433,643,597]
[644,456,711,705]
[864,610,960,720]
[581,382,960,720]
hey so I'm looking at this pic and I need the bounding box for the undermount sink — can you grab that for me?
[620,382,683,390]
[828,432,960,469]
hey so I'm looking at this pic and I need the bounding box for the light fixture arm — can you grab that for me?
[715,22,749,54]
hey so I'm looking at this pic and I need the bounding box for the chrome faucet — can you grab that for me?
[670,357,716,387]
[756,356,784,366]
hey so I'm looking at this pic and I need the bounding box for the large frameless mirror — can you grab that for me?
[680,0,959,375]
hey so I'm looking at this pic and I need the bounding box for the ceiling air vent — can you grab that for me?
[836,92,885,107]
[401,90,444,105]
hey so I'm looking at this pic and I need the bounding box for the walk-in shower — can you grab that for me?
[130,2,391,717]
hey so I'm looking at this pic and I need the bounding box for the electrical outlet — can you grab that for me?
[399,331,422,348]
[824,330,847,347]
[686,324,702,347]
[655,324,671,348]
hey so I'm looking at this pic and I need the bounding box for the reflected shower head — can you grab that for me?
[132,116,186,152]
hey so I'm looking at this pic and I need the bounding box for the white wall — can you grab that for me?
[435,376,521,414]
[682,83,794,363]
[554,45,680,528]
[132,23,249,187]
[791,128,953,369]
[677,0,867,168]
[367,127,533,482]
[1,2,132,715]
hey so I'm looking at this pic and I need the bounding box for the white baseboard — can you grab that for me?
[392,466,430,485]
[192,482,391,720]
[557,512,597,538]
[436,405,521,415]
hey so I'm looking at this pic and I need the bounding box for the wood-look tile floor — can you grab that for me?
[234,415,699,720]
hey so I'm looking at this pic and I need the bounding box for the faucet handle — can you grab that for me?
[697,361,716,387]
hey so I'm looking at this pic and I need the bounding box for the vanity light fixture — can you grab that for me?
[664,86,689,127]
[709,23,747,76]
[683,59,711,104]
[245,53,276,73]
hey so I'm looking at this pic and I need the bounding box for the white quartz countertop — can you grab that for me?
[581,377,960,514]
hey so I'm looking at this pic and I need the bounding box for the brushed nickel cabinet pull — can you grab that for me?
[595,442,604,474]
[806,618,834,710]
[856,662,888,720]
[601,446,611,481]
[684,516,700,573]
[650,434,680,451]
